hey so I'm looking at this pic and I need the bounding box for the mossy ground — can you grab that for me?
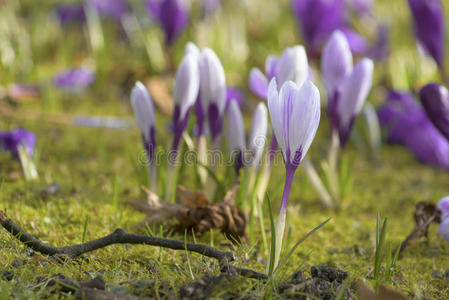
[1,0,449,299]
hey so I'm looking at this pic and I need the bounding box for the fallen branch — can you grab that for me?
[0,210,267,280]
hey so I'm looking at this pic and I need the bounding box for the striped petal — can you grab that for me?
[173,53,200,121]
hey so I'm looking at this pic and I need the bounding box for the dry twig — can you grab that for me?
[0,210,267,280]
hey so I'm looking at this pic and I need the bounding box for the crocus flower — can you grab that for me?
[322,30,373,146]
[291,0,345,57]
[378,90,449,170]
[438,196,449,241]
[171,52,200,152]
[203,0,221,18]
[419,83,449,141]
[249,46,308,100]
[131,82,158,191]
[226,87,244,110]
[267,79,321,269]
[226,101,246,174]
[52,67,95,93]
[248,103,268,168]
[407,0,445,67]
[131,82,156,161]
[90,0,128,20]
[199,48,227,144]
[55,4,86,25]
[146,0,190,46]
[0,128,36,158]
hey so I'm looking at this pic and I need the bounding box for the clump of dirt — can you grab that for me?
[278,264,354,299]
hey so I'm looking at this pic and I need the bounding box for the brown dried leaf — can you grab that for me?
[145,77,173,115]
[177,185,209,208]
[356,282,409,300]
[127,186,186,225]
[128,185,247,243]
[399,201,441,255]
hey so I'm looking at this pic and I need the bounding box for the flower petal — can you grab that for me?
[173,53,200,121]
[276,45,309,87]
[248,103,268,166]
[249,68,269,99]
[288,80,321,164]
[226,101,246,153]
[321,30,353,95]
[267,79,286,160]
[199,48,227,118]
[131,81,156,142]
[419,83,449,140]
[337,58,373,130]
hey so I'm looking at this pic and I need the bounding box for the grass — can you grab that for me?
[1,0,449,298]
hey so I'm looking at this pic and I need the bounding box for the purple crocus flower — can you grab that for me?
[267,78,321,268]
[249,46,308,100]
[55,4,86,25]
[199,48,226,143]
[291,0,346,57]
[438,196,449,241]
[378,90,449,170]
[203,0,221,18]
[419,83,449,140]
[248,103,268,168]
[226,101,246,174]
[0,128,36,158]
[225,87,244,110]
[131,82,156,162]
[90,0,128,20]
[322,30,373,146]
[171,52,200,152]
[52,67,95,93]
[146,0,190,46]
[408,0,445,67]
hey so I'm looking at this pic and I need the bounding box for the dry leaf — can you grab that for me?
[399,201,441,255]
[356,282,409,300]
[145,77,173,115]
[128,185,247,243]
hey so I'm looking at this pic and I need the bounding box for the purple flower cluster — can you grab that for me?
[52,67,96,93]
[378,90,449,170]
[0,128,36,158]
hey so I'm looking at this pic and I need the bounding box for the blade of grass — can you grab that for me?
[267,194,276,276]
[374,217,388,282]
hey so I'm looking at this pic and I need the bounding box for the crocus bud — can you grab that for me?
[226,101,245,174]
[276,46,309,88]
[419,83,449,140]
[146,0,190,46]
[91,0,128,20]
[321,30,353,96]
[131,81,156,160]
[172,53,200,151]
[0,128,36,158]
[52,67,95,93]
[199,48,226,141]
[407,0,445,67]
[248,103,268,167]
[335,58,373,145]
